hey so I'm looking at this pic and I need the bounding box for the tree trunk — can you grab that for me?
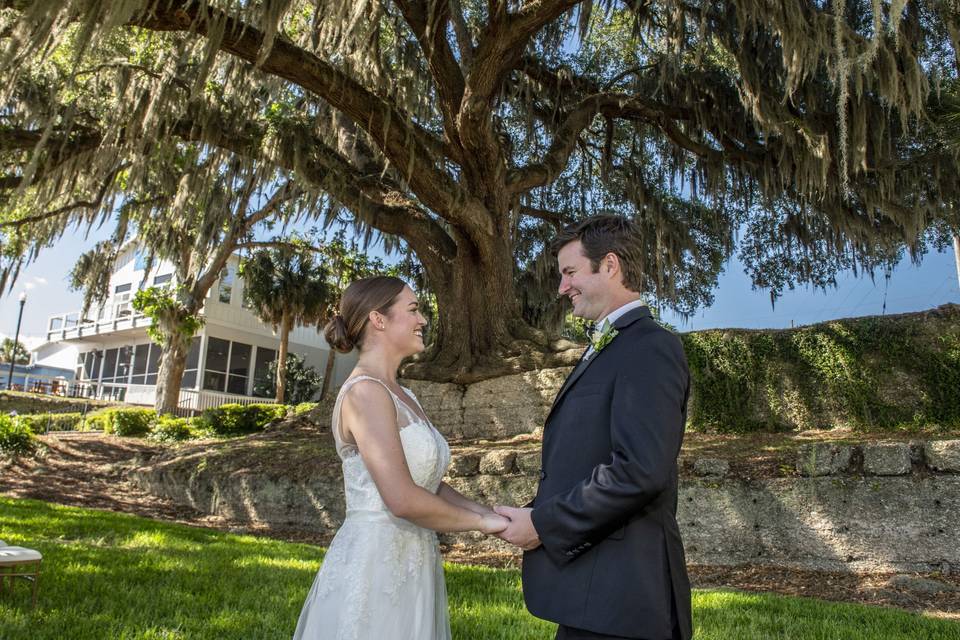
[320,350,336,401]
[405,225,568,383]
[154,327,192,415]
[275,312,291,404]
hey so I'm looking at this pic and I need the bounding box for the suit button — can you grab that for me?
[539,470,546,480]
[565,551,574,556]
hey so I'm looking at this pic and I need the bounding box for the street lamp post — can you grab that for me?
[6,291,27,391]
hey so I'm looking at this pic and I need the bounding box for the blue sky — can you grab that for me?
[2,222,958,346]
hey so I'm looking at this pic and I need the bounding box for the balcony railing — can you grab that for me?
[46,307,150,342]
[25,380,277,415]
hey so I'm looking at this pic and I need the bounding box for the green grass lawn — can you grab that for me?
[0,497,957,639]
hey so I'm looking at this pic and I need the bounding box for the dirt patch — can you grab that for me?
[3,430,960,618]
[0,432,234,530]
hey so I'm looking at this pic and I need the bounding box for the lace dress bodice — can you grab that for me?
[332,375,451,512]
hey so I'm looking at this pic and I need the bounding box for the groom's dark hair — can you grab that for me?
[551,214,644,293]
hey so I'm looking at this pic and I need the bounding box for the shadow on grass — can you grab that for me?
[2,498,958,640]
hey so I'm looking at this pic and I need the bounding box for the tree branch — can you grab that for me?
[447,0,475,68]
[520,204,569,230]
[74,61,191,92]
[168,105,457,262]
[0,126,104,190]
[0,163,124,228]
[235,240,323,253]
[394,0,465,151]
[127,0,470,226]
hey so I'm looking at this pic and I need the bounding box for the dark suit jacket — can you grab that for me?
[523,306,692,640]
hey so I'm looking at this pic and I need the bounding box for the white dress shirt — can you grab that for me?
[584,298,646,358]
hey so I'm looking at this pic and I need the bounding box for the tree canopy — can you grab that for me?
[0,337,29,364]
[1,0,958,382]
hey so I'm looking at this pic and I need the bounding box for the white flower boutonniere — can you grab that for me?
[589,319,619,354]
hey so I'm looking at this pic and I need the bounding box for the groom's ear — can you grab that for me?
[602,252,622,278]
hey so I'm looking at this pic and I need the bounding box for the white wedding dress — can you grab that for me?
[293,375,453,640]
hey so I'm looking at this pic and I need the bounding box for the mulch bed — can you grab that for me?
[2,432,958,619]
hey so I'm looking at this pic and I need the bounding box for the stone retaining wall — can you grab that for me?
[132,438,960,574]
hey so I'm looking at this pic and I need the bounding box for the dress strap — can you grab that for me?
[339,375,402,421]
[331,376,398,453]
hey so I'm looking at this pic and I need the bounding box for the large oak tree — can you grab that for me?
[1,0,958,383]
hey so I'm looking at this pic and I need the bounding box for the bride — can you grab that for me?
[293,276,509,640]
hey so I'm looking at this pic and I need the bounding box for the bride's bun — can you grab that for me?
[324,315,355,353]
[324,276,407,353]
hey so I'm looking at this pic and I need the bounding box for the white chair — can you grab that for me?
[0,546,42,608]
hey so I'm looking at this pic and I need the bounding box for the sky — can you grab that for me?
[2,222,958,347]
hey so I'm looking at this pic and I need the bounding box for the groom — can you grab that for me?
[496,215,692,640]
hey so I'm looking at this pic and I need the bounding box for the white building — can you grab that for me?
[34,243,355,412]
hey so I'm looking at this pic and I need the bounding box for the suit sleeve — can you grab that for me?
[530,331,688,567]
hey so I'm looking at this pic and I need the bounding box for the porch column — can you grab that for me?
[247,345,257,396]
[195,330,209,392]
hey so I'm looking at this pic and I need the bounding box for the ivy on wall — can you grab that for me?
[680,305,960,433]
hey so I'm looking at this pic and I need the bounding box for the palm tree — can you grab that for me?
[239,246,330,404]
[0,338,29,365]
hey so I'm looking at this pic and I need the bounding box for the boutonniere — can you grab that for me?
[589,319,619,354]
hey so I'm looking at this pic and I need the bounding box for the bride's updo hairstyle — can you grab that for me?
[324,276,407,353]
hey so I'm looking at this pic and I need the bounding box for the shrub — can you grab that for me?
[149,415,195,442]
[194,403,288,437]
[81,408,117,432]
[83,408,156,436]
[0,414,38,456]
[252,353,322,403]
[108,408,156,436]
[16,412,85,433]
[290,402,319,416]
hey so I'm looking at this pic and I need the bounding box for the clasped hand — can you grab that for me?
[489,506,541,551]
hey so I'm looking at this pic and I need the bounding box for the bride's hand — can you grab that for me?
[479,512,510,534]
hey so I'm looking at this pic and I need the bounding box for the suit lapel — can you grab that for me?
[546,305,653,421]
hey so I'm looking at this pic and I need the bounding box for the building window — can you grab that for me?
[203,337,230,391]
[114,288,132,318]
[116,346,132,384]
[102,348,119,383]
[252,347,276,397]
[227,342,251,395]
[153,273,173,286]
[218,266,234,304]
[145,344,161,384]
[180,338,201,389]
[49,317,63,331]
[83,350,104,381]
[131,343,150,384]
[134,249,148,271]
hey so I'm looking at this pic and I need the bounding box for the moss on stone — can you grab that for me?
[681,304,960,433]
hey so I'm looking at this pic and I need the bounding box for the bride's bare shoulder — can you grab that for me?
[341,379,395,423]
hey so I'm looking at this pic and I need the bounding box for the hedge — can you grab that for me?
[148,415,196,442]
[15,412,85,433]
[193,403,289,437]
[681,305,960,433]
[0,414,37,456]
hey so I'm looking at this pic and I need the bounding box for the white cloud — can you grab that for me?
[0,332,45,351]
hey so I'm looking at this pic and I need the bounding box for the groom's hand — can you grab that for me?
[493,506,541,551]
